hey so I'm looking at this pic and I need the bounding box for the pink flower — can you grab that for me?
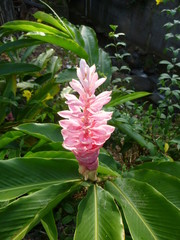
[58,59,115,180]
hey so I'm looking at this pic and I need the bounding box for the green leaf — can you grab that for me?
[56,68,77,83]
[0,131,24,149]
[0,39,41,54]
[25,150,75,159]
[0,63,41,76]
[80,25,99,65]
[32,48,55,68]
[33,11,69,35]
[124,168,180,209]
[65,20,85,47]
[0,157,80,200]
[27,32,88,60]
[74,185,125,240]
[106,92,151,108]
[160,60,172,65]
[99,150,119,172]
[111,120,156,155]
[106,177,180,240]
[2,20,68,37]
[134,161,180,178]
[41,210,58,240]
[98,48,112,88]
[17,79,59,120]
[14,123,63,142]
[47,56,62,76]
[0,182,79,240]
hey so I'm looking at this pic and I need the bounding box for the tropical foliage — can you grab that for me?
[0,1,179,239]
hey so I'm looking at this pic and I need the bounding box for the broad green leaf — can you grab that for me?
[32,48,55,68]
[98,48,112,88]
[74,185,125,240]
[106,92,151,108]
[106,177,180,240]
[31,141,65,152]
[14,123,62,142]
[0,63,41,76]
[2,20,68,37]
[24,150,119,177]
[41,210,58,240]
[25,150,75,159]
[27,32,88,60]
[97,164,120,177]
[134,161,180,178]
[0,131,24,149]
[47,56,62,76]
[124,169,180,209]
[111,120,156,155]
[99,150,119,172]
[33,11,69,35]
[64,20,85,47]
[0,182,79,240]
[80,25,99,65]
[0,157,80,200]
[0,39,41,54]
[56,68,77,83]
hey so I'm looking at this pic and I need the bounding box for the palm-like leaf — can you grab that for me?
[0,182,80,240]
[74,185,125,240]
[0,157,80,201]
[106,177,180,240]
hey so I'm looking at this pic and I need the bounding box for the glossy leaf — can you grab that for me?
[106,177,180,240]
[65,20,85,47]
[106,92,151,108]
[2,20,68,37]
[27,32,88,60]
[124,168,180,209]
[33,11,69,35]
[0,131,24,149]
[24,150,119,177]
[0,39,41,54]
[134,161,180,178]
[14,123,63,142]
[0,63,41,76]
[0,182,79,240]
[0,157,80,200]
[80,25,99,65]
[56,68,77,83]
[74,185,125,240]
[98,48,112,88]
[41,210,58,240]
[25,150,75,159]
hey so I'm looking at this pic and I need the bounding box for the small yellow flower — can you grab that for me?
[23,90,32,101]
[37,19,42,23]
[43,93,53,101]
[156,0,163,5]
[164,143,169,153]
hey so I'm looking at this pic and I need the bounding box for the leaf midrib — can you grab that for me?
[94,185,98,240]
[111,181,158,240]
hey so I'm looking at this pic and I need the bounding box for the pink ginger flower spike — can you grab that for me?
[58,59,115,181]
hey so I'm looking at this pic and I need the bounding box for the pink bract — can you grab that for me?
[58,59,115,180]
